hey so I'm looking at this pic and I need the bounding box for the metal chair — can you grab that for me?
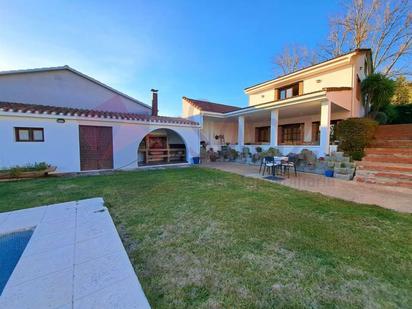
[282,156,297,177]
[262,156,275,176]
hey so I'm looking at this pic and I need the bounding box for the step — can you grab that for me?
[355,175,412,189]
[356,162,412,173]
[375,124,412,136]
[369,140,412,148]
[365,148,412,155]
[373,135,412,140]
[362,154,412,164]
[356,169,412,181]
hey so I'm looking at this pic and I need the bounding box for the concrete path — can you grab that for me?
[0,198,150,309]
[202,162,412,213]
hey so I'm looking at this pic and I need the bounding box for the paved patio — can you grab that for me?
[202,162,412,213]
[0,198,150,309]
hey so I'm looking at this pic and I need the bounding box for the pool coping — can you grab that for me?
[0,197,150,308]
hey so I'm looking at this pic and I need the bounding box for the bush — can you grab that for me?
[335,118,378,160]
[390,104,412,124]
[260,147,282,158]
[372,111,388,124]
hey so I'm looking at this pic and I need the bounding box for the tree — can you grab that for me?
[273,0,411,76]
[274,45,318,76]
[361,73,396,115]
[324,0,411,77]
[392,76,412,104]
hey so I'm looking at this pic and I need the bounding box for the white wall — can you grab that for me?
[0,114,200,172]
[248,88,276,106]
[0,70,151,114]
[182,100,203,125]
[0,116,81,172]
[201,117,238,146]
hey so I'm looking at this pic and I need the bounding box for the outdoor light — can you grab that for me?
[56,118,65,123]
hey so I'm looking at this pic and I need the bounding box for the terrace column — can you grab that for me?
[319,100,331,156]
[238,116,245,149]
[270,109,279,146]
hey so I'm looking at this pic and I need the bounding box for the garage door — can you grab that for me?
[79,125,113,171]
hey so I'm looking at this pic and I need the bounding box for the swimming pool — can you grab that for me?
[0,229,34,295]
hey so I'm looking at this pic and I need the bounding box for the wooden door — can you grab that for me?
[79,126,113,171]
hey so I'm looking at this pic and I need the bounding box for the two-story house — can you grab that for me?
[182,49,372,156]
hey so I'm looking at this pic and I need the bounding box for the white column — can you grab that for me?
[238,116,245,148]
[320,100,331,156]
[270,109,279,146]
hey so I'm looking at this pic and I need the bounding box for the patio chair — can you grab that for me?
[282,155,297,177]
[259,157,265,174]
[262,156,275,176]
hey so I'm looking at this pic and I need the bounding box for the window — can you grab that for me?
[356,76,361,100]
[15,127,44,142]
[278,83,300,100]
[312,122,320,143]
[281,123,302,144]
[312,120,342,143]
[255,126,270,143]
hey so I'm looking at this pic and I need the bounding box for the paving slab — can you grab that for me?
[202,162,412,213]
[0,197,150,308]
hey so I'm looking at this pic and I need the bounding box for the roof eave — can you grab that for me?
[244,49,371,94]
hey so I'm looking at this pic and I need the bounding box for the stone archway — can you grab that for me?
[137,128,188,166]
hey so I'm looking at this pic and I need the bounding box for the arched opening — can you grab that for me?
[137,128,187,166]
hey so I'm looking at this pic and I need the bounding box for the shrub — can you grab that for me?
[372,111,388,124]
[335,118,378,160]
[390,104,412,124]
[260,147,282,158]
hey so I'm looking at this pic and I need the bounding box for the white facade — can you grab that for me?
[0,113,200,172]
[0,66,200,172]
[0,67,151,114]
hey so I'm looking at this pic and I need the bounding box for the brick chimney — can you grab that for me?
[151,89,158,116]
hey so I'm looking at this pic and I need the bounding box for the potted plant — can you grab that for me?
[334,162,356,180]
[324,161,335,177]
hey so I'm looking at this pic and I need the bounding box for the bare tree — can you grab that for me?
[274,45,318,76]
[324,0,411,76]
[274,0,411,77]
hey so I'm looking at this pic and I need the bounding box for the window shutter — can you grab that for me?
[298,81,303,95]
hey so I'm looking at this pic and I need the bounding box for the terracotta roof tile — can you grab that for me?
[0,102,198,126]
[183,97,241,113]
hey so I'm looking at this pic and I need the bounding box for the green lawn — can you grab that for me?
[0,167,411,308]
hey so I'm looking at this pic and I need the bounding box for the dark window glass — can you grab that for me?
[277,83,300,100]
[255,126,270,143]
[281,124,302,144]
[15,128,44,142]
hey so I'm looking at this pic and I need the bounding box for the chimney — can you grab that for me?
[151,89,158,116]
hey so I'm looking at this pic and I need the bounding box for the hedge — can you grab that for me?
[391,104,412,124]
[335,118,378,160]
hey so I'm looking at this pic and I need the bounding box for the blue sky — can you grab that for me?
[0,0,341,116]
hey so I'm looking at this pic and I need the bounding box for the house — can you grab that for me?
[182,49,372,157]
[0,66,200,172]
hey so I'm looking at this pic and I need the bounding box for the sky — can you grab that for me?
[0,0,342,116]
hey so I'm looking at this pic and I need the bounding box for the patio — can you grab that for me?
[202,162,412,213]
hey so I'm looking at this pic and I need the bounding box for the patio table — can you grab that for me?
[272,156,288,176]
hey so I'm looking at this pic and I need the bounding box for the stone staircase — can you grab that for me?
[355,124,412,189]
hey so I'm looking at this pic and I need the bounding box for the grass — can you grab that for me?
[0,167,411,308]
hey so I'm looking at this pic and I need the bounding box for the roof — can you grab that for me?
[0,101,198,126]
[245,48,371,92]
[0,65,151,110]
[183,97,241,113]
